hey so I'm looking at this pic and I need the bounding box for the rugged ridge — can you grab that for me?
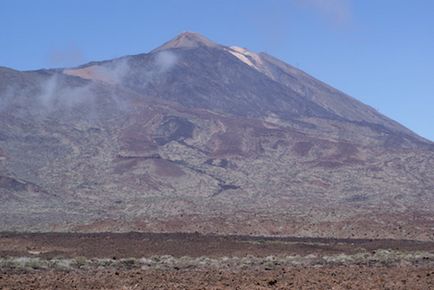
[0,32,433,240]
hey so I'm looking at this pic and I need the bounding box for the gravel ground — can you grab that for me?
[1,232,433,289]
[1,266,434,290]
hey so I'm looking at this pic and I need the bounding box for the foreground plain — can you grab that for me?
[0,232,433,289]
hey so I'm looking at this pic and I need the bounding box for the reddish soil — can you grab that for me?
[1,233,434,289]
[1,232,434,259]
[1,266,433,290]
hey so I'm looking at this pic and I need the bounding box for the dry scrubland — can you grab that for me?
[1,252,433,289]
[0,233,433,289]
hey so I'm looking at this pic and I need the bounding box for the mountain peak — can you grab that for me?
[153,32,218,52]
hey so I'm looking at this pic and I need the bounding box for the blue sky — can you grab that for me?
[1,0,433,140]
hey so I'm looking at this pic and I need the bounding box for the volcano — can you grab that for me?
[0,32,433,240]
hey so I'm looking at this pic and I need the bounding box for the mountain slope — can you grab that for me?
[0,32,433,240]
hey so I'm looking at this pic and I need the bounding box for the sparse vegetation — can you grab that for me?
[1,250,432,272]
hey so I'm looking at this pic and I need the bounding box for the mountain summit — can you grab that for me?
[0,33,433,240]
[153,31,218,51]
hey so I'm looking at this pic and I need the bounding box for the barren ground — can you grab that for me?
[0,233,433,289]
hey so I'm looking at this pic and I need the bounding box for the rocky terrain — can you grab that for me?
[2,266,433,290]
[0,32,433,240]
[0,233,433,289]
[0,233,434,289]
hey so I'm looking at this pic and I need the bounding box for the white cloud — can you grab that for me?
[49,46,85,67]
[155,51,178,72]
[297,0,352,25]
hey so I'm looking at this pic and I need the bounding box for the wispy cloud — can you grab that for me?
[0,50,180,120]
[48,45,85,68]
[155,51,178,73]
[296,0,352,25]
